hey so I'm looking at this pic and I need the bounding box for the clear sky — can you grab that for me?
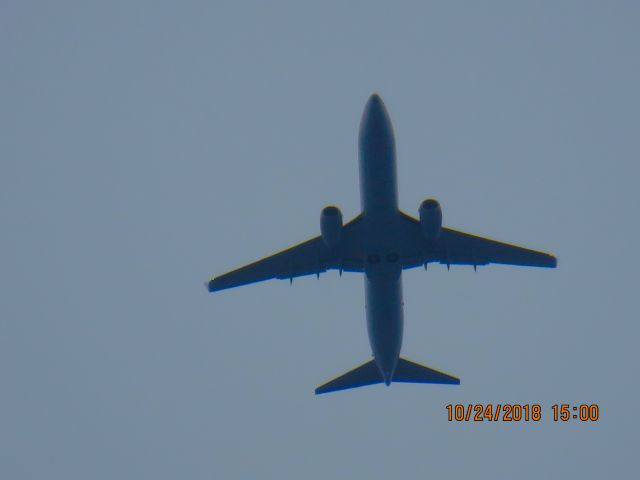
[2,1,638,478]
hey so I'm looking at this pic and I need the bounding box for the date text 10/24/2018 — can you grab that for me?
[445,404,600,422]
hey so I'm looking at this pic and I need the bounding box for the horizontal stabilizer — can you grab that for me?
[315,358,459,394]
[393,357,460,385]
[315,360,382,395]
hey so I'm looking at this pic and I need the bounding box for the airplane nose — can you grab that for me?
[367,93,383,109]
[359,92,394,149]
[362,93,388,129]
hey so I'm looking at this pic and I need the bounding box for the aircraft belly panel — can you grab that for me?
[365,265,403,381]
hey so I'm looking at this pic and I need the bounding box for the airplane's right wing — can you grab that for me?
[398,212,557,269]
[207,215,364,292]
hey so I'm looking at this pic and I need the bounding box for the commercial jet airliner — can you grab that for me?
[207,94,557,394]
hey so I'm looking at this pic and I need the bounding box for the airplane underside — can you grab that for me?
[207,93,557,394]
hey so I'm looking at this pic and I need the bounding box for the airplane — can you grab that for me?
[206,93,557,395]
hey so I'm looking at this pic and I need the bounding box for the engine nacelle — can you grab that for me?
[419,199,442,240]
[320,206,343,248]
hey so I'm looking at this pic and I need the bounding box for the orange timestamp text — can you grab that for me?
[445,404,600,422]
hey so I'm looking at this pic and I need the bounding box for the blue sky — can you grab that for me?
[2,2,638,478]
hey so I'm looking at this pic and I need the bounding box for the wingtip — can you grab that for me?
[314,385,331,395]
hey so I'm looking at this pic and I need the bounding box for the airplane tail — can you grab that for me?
[315,357,459,395]
[315,360,381,395]
[393,358,460,386]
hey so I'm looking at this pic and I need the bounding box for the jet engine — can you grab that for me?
[419,199,442,240]
[320,205,343,248]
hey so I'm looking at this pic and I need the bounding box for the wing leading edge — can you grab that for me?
[397,212,557,269]
[207,215,364,292]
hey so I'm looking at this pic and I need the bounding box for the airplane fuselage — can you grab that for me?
[358,94,403,384]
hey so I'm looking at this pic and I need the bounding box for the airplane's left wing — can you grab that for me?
[207,215,364,292]
[398,212,557,269]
